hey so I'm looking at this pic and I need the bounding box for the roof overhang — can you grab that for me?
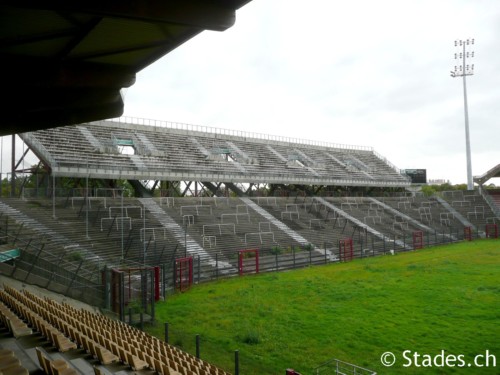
[1,0,252,136]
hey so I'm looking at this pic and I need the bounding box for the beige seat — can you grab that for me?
[0,355,21,372]
[5,317,32,338]
[126,351,149,371]
[0,349,14,357]
[50,362,79,375]
[95,345,119,365]
[53,332,77,352]
[93,365,112,375]
[0,364,30,375]
[35,347,69,375]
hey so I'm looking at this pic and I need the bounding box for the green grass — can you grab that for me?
[145,240,500,374]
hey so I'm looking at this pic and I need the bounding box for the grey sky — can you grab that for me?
[2,0,499,185]
[122,0,500,185]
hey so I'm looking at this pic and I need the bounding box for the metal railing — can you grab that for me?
[478,187,500,219]
[314,358,377,375]
[104,116,374,151]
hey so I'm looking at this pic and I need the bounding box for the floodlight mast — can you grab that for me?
[451,39,474,190]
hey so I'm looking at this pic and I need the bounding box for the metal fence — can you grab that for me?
[157,224,484,294]
[314,358,377,375]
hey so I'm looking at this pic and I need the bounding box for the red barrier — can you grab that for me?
[464,226,472,241]
[413,231,424,249]
[175,257,193,292]
[339,238,353,261]
[238,249,259,276]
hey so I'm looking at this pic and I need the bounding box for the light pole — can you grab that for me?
[451,38,474,190]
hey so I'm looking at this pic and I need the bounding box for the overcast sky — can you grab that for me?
[2,0,499,185]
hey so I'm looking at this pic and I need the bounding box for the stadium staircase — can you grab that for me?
[368,198,456,240]
[439,191,496,236]
[314,197,409,250]
[138,198,233,271]
[481,189,500,220]
[490,191,500,207]
[434,196,475,230]
[240,198,321,249]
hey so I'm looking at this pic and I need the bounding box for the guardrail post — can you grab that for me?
[196,334,200,359]
[235,350,239,375]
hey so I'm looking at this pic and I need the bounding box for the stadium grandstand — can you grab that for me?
[2,120,498,375]
[1,118,498,310]
[0,1,270,374]
[1,2,499,374]
[20,117,411,190]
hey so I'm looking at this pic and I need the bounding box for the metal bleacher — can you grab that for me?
[20,117,411,187]
[0,190,498,310]
[4,118,497,312]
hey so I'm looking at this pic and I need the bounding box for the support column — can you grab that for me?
[10,135,15,197]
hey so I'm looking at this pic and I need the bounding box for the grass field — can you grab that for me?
[146,240,500,374]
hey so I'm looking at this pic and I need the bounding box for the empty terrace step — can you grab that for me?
[139,198,234,270]
[435,196,475,230]
[368,198,435,232]
[240,197,338,260]
[314,197,410,250]
[0,199,101,264]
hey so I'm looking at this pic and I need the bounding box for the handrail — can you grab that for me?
[373,149,410,181]
[478,187,500,218]
[103,116,413,182]
[473,163,500,184]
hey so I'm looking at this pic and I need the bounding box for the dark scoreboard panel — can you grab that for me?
[403,169,427,184]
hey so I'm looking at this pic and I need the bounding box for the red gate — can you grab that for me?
[339,238,353,261]
[238,249,259,276]
[175,257,193,292]
[464,226,472,241]
[413,231,424,250]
